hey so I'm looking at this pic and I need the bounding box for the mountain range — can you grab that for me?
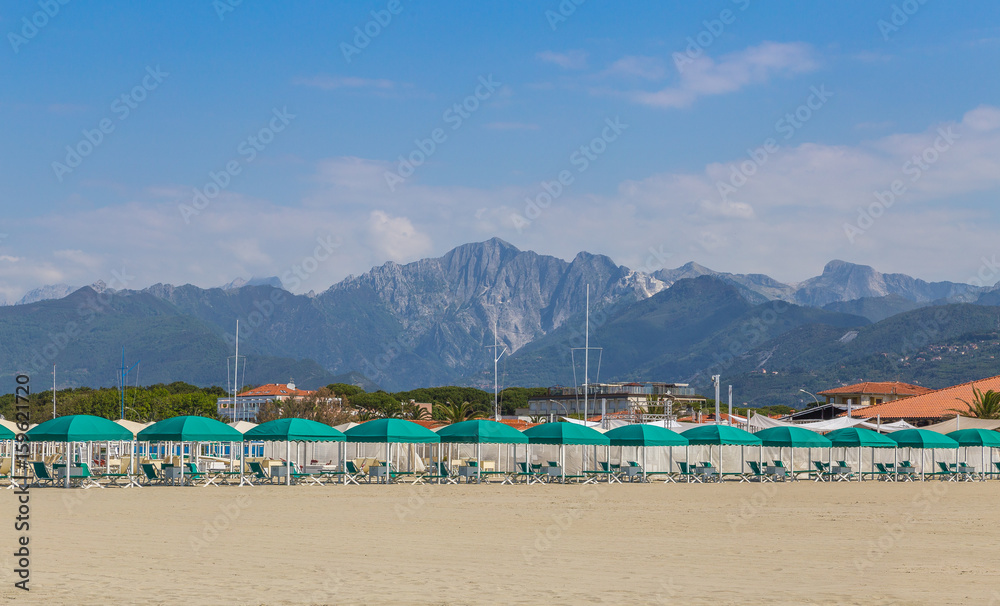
[4,238,1000,406]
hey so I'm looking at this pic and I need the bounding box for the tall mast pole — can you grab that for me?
[52,364,56,419]
[584,285,589,423]
[488,319,507,421]
[234,320,239,421]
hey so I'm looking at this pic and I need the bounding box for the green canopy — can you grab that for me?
[244,418,346,442]
[605,424,688,447]
[522,422,609,445]
[27,415,132,442]
[755,426,832,448]
[436,419,528,444]
[889,428,959,449]
[945,428,1000,448]
[344,418,440,443]
[138,416,244,442]
[681,424,761,446]
[825,427,897,448]
[0,423,15,440]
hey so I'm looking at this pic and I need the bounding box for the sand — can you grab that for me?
[2,481,999,605]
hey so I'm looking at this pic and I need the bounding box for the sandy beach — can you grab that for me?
[3,481,999,605]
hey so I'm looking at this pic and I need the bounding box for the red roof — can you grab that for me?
[818,381,933,397]
[239,383,314,397]
[845,375,1000,420]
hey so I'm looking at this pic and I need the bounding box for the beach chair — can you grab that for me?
[698,461,720,482]
[140,463,165,486]
[30,461,56,487]
[183,462,220,487]
[248,461,278,484]
[745,460,769,483]
[832,461,855,482]
[676,461,698,483]
[935,461,959,482]
[812,461,832,482]
[76,464,104,489]
[873,462,896,482]
[424,461,458,485]
[992,461,1000,480]
[513,462,542,485]
[341,461,364,485]
[285,462,324,486]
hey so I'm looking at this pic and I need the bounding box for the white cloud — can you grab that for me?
[629,42,818,109]
[366,211,433,262]
[537,50,588,70]
[293,75,396,90]
[4,106,1000,300]
[603,56,668,81]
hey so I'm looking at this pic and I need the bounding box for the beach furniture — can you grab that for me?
[935,461,959,481]
[745,460,770,482]
[140,463,165,485]
[284,462,324,486]
[583,460,621,483]
[873,463,896,481]
[513,461,542,485]
[30,461,56,487]
[248,461,278,484]
[696,461,720,482]
[53,462,102,489]
[812,461,832,482]
[425,461,458,485]
[184,462,220,487]
[342,461,364,485]
[833,461,855,482]
[676,461,698,483]
[993,461,1000,479]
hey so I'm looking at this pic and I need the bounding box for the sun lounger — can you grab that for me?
[812,461,832,482]
[248,461,278,484]
[676,461,698,483]
[31,461,56,487]
[513,461,542,485]
[745,460,770,483]
[341,461,364,485]
[871,462,896,482]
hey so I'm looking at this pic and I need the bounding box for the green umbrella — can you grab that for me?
[889,429,959,449]
[437,420,527,482]
[522,422,609,483]
[245,418,345,486]
[825,427,896,482]
[437,419,528,444]
[946,428,1000,480]
[344,418,440,443]
[945,428,1000,447]
[521,423,609,445]
[27,415,132,442]
[245,418,345,442]
[138,416,244,486]
[605,424,688,482]
[755,426,832,448]
[825,427,897,448]
[27,415,133,488]
[889,428,958,481]
[139,416,244,442]
[345,419,440,484]
[681,425,760,481]
[0,423,16,440]
[681,424,761,446]
[605,424,688,447]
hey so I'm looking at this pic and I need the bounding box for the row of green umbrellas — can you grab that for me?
[14,415,1000,448]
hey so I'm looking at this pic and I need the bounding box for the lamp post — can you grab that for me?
[799,389,820,406]
[548,399,570,423]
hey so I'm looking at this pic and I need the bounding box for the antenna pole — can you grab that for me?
[119,348,139,420]
[52,365,56,419]
[728,385,733,426]
[712,375,721,425]
[584,285,589,423]
[234,320,239,422]
[487,318,507,421]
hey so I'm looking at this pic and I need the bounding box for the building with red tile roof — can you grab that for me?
[845,374,1000,424]
[817,381,933,407]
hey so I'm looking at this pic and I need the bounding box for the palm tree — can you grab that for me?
[403,402,431,420]
[436,401,484,424]
[950,386,1000,419]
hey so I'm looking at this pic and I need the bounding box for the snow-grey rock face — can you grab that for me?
[793,260,981,307]
[16,284,77,305]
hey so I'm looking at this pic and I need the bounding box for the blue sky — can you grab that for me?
[2,1,1000,301]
